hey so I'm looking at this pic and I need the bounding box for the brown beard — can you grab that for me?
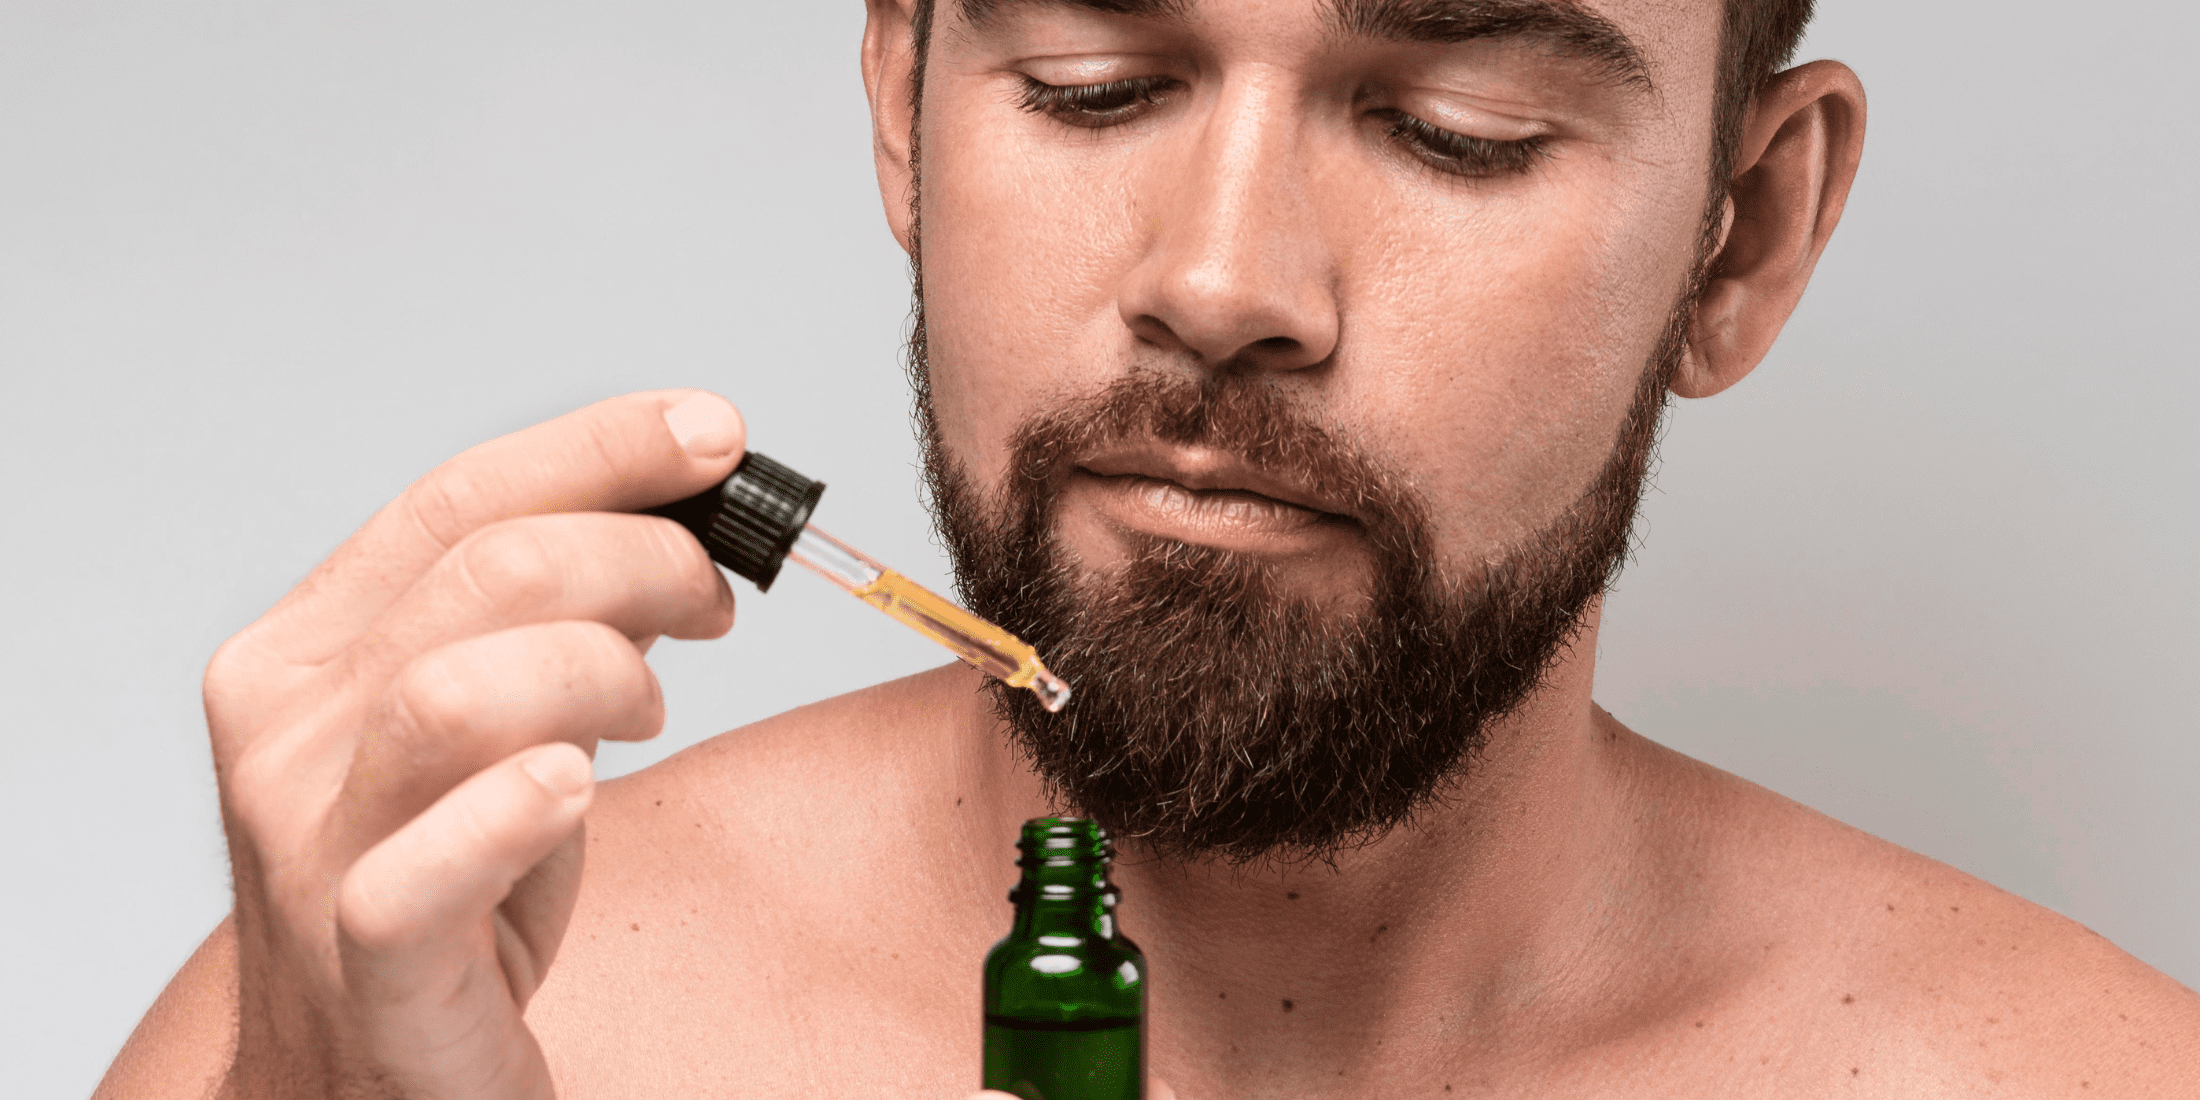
[906,259,1695,866]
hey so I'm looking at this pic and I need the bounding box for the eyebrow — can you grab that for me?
[956,0,1651,94]
[957,0,1192,24]
[1327,0,1652,91]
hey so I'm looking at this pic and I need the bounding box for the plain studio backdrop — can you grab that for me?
[3,2,2194,1093]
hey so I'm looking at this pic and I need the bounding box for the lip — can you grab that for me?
[1077,443,1355,519]
[1067,443,1361,552]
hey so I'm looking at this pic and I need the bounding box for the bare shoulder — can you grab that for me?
[547,660,1013,957]
[1625,724,2200,1097]
[593,660,995,855]
[524,663,1022,1095]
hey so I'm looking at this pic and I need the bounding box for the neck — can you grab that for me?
[964,601,1676,1084]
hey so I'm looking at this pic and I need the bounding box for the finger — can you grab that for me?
[332,619,658,854]
[496,822,587,1005]
[337,741,593,1007]
[254,390,745,666]
[340,509,732,691]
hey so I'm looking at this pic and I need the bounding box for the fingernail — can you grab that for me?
[521,744,593,799]
[662,392,743,459]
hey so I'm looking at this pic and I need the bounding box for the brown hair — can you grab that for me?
[1706,0,1814,252]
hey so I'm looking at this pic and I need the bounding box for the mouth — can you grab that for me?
[1064,444,1362,556]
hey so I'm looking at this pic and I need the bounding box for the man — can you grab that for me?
[99,0,2199,1096]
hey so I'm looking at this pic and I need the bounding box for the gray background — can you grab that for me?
[3,2,2192,1095]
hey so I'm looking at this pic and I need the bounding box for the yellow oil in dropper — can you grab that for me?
[788,526,1071,712]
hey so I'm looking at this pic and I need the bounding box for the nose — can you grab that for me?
[1116,77,1339,374]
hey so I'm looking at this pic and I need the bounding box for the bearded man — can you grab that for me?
[99,0,2199,1097]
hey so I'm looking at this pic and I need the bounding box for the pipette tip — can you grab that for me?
[1029,667,1072,713]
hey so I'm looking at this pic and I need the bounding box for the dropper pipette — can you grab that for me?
[648,452,1071,713]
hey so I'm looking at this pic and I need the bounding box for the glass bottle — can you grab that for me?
[983,818,1146,1100]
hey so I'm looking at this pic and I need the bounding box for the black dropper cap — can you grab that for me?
[646,452,824,592]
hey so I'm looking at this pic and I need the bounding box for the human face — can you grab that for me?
[911,0,1723,613]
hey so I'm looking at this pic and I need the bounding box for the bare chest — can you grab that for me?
[523,916,1938,1100]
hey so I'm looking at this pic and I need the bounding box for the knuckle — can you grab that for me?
[223,732,325,855]
[404,461,497,554]
[388,650,478,742]
[203,626,308,715]
[202,631,261,716]
[454,521,566,619]
[336,869,418,954]
[205,626,344,768]
[222,743,286,836]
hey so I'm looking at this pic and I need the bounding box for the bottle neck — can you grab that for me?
[1008,816,1118,940]
[1012,878,1118,940]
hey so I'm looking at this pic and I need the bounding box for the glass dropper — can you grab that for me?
[647,452,1070,713]
[786,526,1070,711]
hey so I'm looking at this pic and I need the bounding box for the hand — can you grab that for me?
[208,391,746,1099]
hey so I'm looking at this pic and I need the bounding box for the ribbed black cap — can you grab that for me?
[646,452,824,592]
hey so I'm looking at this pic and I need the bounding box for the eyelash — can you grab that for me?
[1016,75,1548,180]
[1380,111,1550,178]
[1015,75,1176,128]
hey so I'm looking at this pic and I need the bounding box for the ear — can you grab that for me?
[1672,60,1867,399]
[862,0,923,254]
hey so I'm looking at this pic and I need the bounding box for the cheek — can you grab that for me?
[1328,154,1702,555]
[916,92,1142,486]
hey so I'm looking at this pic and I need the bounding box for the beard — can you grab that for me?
[907,255,1695,865]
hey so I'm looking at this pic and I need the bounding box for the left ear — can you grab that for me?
[1672,60,1867,399]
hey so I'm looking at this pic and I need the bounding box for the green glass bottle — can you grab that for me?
[983,817,1146,1100]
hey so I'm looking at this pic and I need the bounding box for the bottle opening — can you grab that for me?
[1018,817,1109,867]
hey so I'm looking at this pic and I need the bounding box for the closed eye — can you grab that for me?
[1380,110,1548,178]
[1016,74,1178,128]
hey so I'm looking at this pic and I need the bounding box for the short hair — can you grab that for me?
[906,0,1815,210]
[1711,0,1816,210]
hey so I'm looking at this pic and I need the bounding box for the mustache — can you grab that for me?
[1001,370,1428,556]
